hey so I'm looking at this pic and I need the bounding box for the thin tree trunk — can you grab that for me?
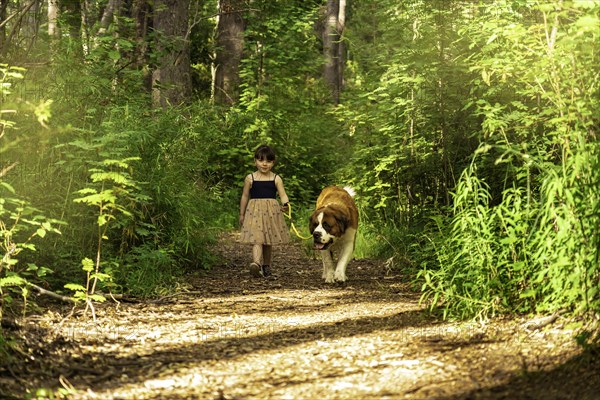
[2,0,37,58]
[131,0,151,64]
[213,0,245,105]
[0,0,9,55]
[80,0,92,55]
[25,0,43,55]
[47,0,59,37]
[97,0,120,36]
[131,0,152,91]
[336,0,346,101]
[323,0,345,104]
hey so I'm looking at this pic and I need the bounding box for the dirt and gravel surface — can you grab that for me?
[1,233,599,399]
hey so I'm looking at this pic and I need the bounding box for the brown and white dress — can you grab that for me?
[240,174,290,245]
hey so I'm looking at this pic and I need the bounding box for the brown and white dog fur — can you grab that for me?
[309,186,358,283]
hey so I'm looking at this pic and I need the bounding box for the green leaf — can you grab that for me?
[574,15,599,31]
[108,50,121,61]
[81,258,95,272]
[90,171,130,184]
[72,292,87,301]
[0,182,16,193]
[98,214,108,226]
[74,191,117,205]
[91,272,111,281]
[89,294,107,302]
[0,275,26,287]
[519,289,536,299]
[64,283,86,292]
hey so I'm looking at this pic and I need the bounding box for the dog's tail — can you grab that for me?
[343,186,356,197]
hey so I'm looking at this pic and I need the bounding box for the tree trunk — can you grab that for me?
[152,0,192,108]
[213,0,245,105]
[80,0,92,55]
[97,0,121,36]
[0,0,8,55]
[131,0,151,63]
[131,0,152,91]
[47,0,59,38]
[323,0,345,104]
[337,0,346,99]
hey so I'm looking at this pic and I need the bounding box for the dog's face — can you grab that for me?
[309,206,348,250]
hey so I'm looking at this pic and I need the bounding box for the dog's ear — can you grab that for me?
[335,214,349,232]
[308,213,317,233]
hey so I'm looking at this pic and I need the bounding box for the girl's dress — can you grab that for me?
[240,174,290,245]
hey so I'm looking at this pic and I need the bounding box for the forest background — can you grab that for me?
[1,0,598,354]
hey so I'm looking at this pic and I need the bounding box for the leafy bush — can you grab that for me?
[418,1,600,320]
[3,74,229,297]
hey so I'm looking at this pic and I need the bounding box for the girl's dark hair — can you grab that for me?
[254,144,276,161]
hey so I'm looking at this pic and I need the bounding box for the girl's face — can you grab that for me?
[255,157,274,174]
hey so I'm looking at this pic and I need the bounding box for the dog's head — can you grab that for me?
[309,205,349,250]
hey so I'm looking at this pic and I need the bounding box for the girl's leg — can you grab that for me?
[262,245,273,277]
[252,244,263,265]
[249,244,264,277]
[262,245,272,266]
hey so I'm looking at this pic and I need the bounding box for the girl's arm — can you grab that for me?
[275,175,289,207]
[239,174,252,226]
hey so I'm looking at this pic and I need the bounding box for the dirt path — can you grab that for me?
[2,233,599,399]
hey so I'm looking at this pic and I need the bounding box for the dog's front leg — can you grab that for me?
[321,250,335,283]
[334,238,355,282]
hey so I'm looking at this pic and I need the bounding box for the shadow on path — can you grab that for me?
[442,347,600,400]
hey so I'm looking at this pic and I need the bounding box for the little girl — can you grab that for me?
[239,145,290,277]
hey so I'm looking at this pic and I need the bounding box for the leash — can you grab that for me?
[284,203,312,240]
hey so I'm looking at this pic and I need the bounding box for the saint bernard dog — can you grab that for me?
[309,186,358,283]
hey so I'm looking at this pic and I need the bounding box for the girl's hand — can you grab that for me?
[239,215,245,227]
[280,202,289,214]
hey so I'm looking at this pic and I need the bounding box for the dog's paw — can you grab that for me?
[334,271,347,282]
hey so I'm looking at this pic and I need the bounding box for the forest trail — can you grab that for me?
[3,233,599,399]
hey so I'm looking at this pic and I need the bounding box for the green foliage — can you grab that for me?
[337,0,477,227]
[417,1,600,320]
[1,64,26,137]
[1,66,63,333]
[0,185,63,277]
[63,258,107,304]
[70,155,146,305]
[125,103,226,267]
[4,75,228,299]
[227,0,346,204]
[55,103,227,294]
[116,245,182,297]
[419,160,534,319]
